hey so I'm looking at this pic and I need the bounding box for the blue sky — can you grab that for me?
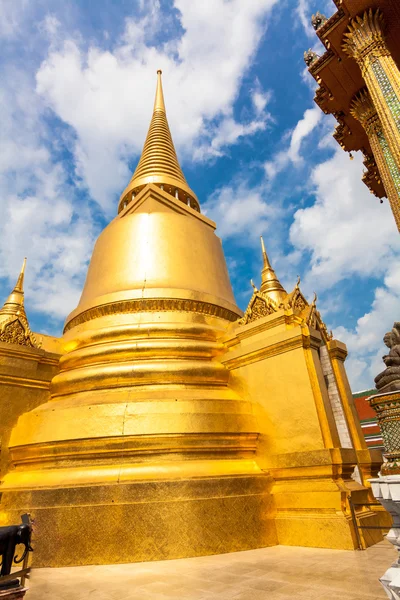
[1,0,399,391]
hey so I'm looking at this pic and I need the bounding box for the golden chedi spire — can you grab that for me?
[119,70,199,213]
[0,258,39,348]
[259,236,286,305]
[0,258,27,320]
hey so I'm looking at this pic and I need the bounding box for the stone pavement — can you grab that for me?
[27,541,396,600]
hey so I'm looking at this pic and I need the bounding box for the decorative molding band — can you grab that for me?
[64,298,240,332]
[0,374,51,390]
[309,49,335,75]
[236,313,288,341]
[222,333,307,370]
[10,432,259,467]
[0,345,59,365]
[327,345,348,362]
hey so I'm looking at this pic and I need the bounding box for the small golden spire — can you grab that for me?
[119,70,199,212]
[259,237,287,305]
[154,70,166,113]
[14,257,26,293]
[0,258,40,348]
[0,258,27,316]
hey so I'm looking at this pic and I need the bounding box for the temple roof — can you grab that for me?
[305,0,400,199]
[259,237,287,305]
[0,259,40,348]
[119,70,199,213]
[0,258,27,320]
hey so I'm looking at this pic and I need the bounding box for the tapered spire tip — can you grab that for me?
[119,69,199,213]
[260,236,272,269]
[14,257,27,293]
[259,236,286,304]
[154,69,166,112]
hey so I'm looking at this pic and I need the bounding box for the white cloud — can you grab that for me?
[335,279,400,392]
[203,183,280,240]
[36,0,278,213]
[40,14,61,39]
[0,0,28,38]
[264,107,321,179]
[193,116,267,161]
[290,149,399,290]
[289,147,400,391]
[296,0,315,39]
[0,70,96,325]
[252,79,272,115]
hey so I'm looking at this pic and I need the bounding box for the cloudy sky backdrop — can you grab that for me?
[1,0,399,391]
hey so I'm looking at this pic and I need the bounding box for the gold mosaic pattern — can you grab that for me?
[0,475,277,567]
[371,60,400,133]
[0,320,33,347]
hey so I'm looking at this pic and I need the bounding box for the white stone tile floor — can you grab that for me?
[26,540,396,599]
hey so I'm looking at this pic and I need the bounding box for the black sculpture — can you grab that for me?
[0,521,33,589]
[304,49,320,67]
[375,322,400,392]
[311,11,328,31]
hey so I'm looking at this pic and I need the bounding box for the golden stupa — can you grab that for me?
[0,72,389,566]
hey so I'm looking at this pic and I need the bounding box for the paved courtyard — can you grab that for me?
[27,541,396,600]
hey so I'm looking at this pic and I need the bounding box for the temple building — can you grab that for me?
[0,70,390,567]
[305,0,400,230]
[353,389,383,450]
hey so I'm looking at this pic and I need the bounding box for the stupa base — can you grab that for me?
[0,473,277,568]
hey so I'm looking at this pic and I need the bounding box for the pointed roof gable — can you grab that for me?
[0,259,40,348]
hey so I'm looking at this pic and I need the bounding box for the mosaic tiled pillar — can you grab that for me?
[343,9,400,173]
[351,88,400,232]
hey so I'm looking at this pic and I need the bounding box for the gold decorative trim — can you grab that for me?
[350,89,400,232]
[0,316,41,349]
[10,432,259,467]
[237,313,287,340]
[309,49,334,76]
[64,298,240,332]
[0,374,51,390]
[0,344,58,365]
[222,333,307,370]
[327,343,348,362]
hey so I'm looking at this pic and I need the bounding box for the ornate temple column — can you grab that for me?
[350,88,400,232]
[343,9,400,172]
[368,323,400,597]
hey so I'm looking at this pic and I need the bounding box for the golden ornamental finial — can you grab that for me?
[14,257,27,293]
[0,257,40,348]
[342,8,386,60]
[259,236,287,305]
[251,279,258,292]
[260,236,272,269]
[118,70,199,213]
[154,69,166,113]
[312,292,317,306]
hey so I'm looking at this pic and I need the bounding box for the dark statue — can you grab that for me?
[311,11,328,31]
[304,49,319,67]
[0,521,33,589]
[375,322,400,392]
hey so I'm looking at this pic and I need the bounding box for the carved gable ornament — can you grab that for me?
[0,315,40,348]
[239,278,332,343]
[238,291,277,326]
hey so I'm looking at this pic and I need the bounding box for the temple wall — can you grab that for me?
[320,345,353,449]
[220,313,384,550]
[0,340,60,477]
